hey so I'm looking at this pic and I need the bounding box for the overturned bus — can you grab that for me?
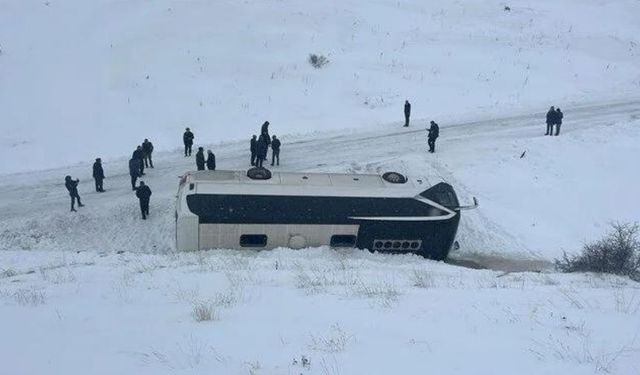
[175,169,476,260]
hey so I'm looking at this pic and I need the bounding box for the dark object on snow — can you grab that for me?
[545,106,556,136]
[404,100,411,127]
[520,151,526,159]
[504,6,511,11]
[260,121,271,146]
[195,147,205,171]
[135,181,152,220]
[128,158,140,190]
[132,146,144,175]
[271,136,281,166]
[382,172,407,184]
[555,108,563,136]
[247,167,272,180]
[427,121,440,153]
[142,139,154,168]
[206,150,216,170]
[250,135,257,166]
[65,175,84,212]
[183,127,194,156]
[92,158,105,192]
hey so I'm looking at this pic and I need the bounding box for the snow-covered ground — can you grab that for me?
[1,0,640,373]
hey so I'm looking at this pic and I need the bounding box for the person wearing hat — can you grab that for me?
[92,158,105,192]
[64,175,84,212]
[183,127,195,157]
[206,150,216,170]
[427,120,439,153]
[195,147,206,171]
[142,138,154,168]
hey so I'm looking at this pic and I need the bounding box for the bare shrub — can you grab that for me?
[410,269,434,288]
[351,280,400,307]
[0,268,17,278]
[308,53,329,69]
[192,301,217,322]
[555,223,640,281]
[12,288,46,306]
[308,324,354,353]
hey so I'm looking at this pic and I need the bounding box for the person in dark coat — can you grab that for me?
[183,127,195,156]
[132,145,145,175]
[142,139,154,168]
[92,158,105,192]
[135,181,152,220]
[195,147,205,171]
[128,158,140,190]
[260,121,271,146]
[65,175,84,212]
[404,100,411,127]
[206,150,216,170]
[427,120,439,153]
[555,108,564,136]
[256,136,268,168]
[271,135,281,166]
[250,135,257,166]
[545,106,556,136]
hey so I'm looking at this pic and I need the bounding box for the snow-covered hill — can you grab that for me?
[1,0,640,174]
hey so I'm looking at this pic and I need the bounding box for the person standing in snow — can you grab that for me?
[404,100,411,127]
[545,106,556,136]
[65,175,84,212]
[206,150,216,170]
[142,138,154,168]
[260,121,271,147]
[183,127,195,157]
[554,107,564,136]
[132,145,145,176]
[256,135,268,168]
[92,158,105,193]
[427,120,439,153]
[135,181,152,220]
[250,135,257,166]
[270,135,281,166]
[195,147,205,171]
[128,158,140,191]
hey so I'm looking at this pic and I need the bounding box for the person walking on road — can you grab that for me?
[142,139,154,168]
[195,147,205,171]
[250,135,257,166]
[129,158,140,191]
[545,106,556,136]
[92,158,105,192]
[206,150,216,170]
[554,107,564,136]
[427,120,440,153]
[135,181,152,220]
[183,127,195,156]
[65,175,84,212]
[271,135,281,166]
[404,100,411,127]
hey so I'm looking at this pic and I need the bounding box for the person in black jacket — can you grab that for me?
[545,106,556,136]
[427,120,440,153]
[92,158,105,192]
[65,175,84,212]
[256,136,268,168]
[128,158,140,190]
[142,139,154,168]
[271,135,281,166]
[250,135,257,166]
[183,127,195,156]
[135,181,152,220]
[555,108,564,136]
[132,145,145,175]
[260,121,271,147]
[206,150,216,170]
[404,100,411,127]
[195,147,205,170]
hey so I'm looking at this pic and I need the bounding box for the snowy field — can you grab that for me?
[1,0,640,374]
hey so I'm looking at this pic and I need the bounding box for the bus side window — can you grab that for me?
[240,234,268,247]
[330,235,357,248]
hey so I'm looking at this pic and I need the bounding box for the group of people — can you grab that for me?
[545,106,564,136]
[250,121,281,168]
[129,140,154,190]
